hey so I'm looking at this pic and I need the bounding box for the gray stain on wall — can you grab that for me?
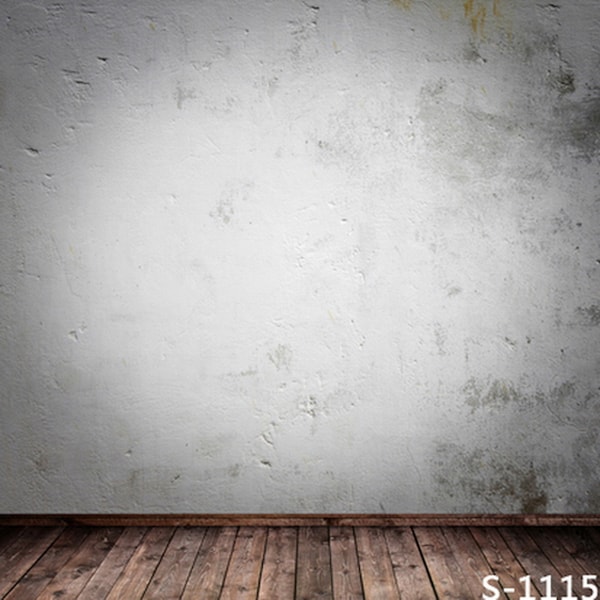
[432,442,548,513]
[210,181,253,225]
[417,79,517,181]
[175,85,196,109]
[554,97,600,162]
[268,344,293,371]
[576,304,600,326]
[463,377,523,413]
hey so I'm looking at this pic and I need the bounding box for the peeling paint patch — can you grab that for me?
[67,323,87,342]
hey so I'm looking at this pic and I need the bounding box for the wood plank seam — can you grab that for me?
[143,527,177,599]
[217,526,239,598]
[410,527,440,600]
[177,527,208,597]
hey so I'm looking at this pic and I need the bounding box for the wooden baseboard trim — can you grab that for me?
[1,514,599,527]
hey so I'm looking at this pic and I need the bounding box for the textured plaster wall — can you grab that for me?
[1,0,599,513]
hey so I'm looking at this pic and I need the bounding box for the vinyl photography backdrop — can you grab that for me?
[0,0,599,515]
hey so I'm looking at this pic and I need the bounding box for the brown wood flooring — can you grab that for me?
[0,525,599,598]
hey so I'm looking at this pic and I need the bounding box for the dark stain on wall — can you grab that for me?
[462,377,523,413]
[576,304,600,326]
[554,96,600,161]
[566,428,600,512]
[432,442,548,513]
[583,481,600,513]
[549,68,575,95]
[462,377,590,418]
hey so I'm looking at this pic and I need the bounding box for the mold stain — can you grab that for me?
[433,443,548,513]
[576,304,600,326]
[550,68,575,95]
[463,377,522,413]
[557,97,600,161]
[210,195,234,225]
[392,0,412,9]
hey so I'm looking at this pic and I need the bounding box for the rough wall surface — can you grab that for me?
[0,0,599,513]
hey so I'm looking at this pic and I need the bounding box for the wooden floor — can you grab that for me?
[0,525,599,599]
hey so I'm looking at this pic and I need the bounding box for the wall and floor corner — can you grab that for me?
[0,0,598,515]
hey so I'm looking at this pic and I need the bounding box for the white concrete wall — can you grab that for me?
[1,0,599,513]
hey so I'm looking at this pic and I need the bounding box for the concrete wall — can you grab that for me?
[1,0,599,513]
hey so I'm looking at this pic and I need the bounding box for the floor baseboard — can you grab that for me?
[1,513,599,526]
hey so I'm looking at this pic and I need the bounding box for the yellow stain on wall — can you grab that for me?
[464,0,487,37]
[493,0,502,18]
[438,7,452,20]
[392,0,510,41]
[465,0,509,38]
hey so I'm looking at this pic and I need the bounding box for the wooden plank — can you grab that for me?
[584,527,600,557]
[181,526,237,600]
[3,513,600,527]
[220,526,268,599]
[329,526,364,600]
[470,525,542,598]
[0,527,24,553]
[354,527,399,600]
[527,526,592,597]
[296,526,333,600]
[551,526,600,573]
[105,527,174,600]
[4,526,91,600]
[258,527,297,599]
[586,527,600,541]
[0,526,64,597]
[142,527,206,599]
[384,527,434,600]
[33,527,123,600]
[78,527,148,599]
[443,526,512,599]
[413,526,474,599]
[498,527,566,599]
